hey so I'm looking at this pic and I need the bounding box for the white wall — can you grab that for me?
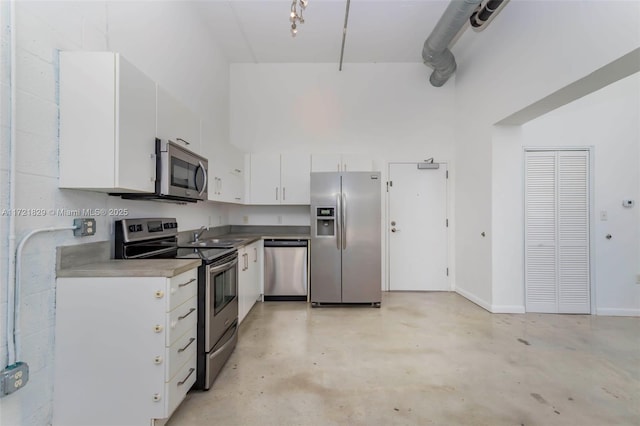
[518,74,638,315]
[230,63,455,161]
[229,62,457,289]
[0,2,230,425]
[229,205,311,226]
[452,0,640,311]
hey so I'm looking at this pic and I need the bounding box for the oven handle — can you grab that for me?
[124,246,177,259]
[208,256,238,274]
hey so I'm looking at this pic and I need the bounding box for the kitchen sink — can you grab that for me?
[187,238,245,247]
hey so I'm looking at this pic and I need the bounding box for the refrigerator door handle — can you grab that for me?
[336,193,341,250]
[342,193,347,249]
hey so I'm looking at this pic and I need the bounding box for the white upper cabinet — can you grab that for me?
[249,154,310,205]
[311,154,374,172]
[156,86,201,155]
[222,145,245,204]
[59,52,156,193]
[201,120,245,204]
[249,154,281,204]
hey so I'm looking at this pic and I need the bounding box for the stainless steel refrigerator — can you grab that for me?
[310,172,381,306]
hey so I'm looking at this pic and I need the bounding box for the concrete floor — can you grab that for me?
[166,292,640,426]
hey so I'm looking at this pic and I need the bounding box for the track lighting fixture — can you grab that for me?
[289,0,308,37]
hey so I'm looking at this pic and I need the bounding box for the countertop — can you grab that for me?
[57,258,202,278]
[56,227,311,279]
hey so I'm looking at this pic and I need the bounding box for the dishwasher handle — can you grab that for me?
[263,239,308,248]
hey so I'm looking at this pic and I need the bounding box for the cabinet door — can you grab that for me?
[157,86,201,155]
[311,154,341,172]
[238,248,250,323]
[280,153,311,204]
[251,240,264,303]
[59,52,156,193]
[228,146,245,204]
[249,154,281,204]
[117,55,157,192]
[341,155,373,172]
[201,119,224,202]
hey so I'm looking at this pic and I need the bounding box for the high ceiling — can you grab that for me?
[195,0,453,64]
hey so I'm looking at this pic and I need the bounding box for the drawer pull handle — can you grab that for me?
[178,368,195,386]
[154,356,163,364]
[152,393,161,402]
[154,290,164,298]
[178,337,196,353]
[178,278,196,288]
[154,324,163,333]
[178,308,196,321]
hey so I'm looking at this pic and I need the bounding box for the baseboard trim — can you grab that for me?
[491,305,526,314]
[455,287,492,313]
[596,308,640,317]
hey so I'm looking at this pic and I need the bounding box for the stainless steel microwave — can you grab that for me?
[159,139,208,201]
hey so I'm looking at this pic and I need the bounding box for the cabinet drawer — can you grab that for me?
[168,269,198,311]
[165,297,197,347]
[166,329,197,382]
[165,356,197,418]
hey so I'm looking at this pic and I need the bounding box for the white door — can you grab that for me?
[388,163,448,291]
[525,150,590,313]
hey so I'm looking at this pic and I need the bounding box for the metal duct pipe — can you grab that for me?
[470,0,508,31]
[422,0,482,87]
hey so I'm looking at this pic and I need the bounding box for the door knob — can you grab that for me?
[390,221,396,226]
[391,228,397,233]
[606,234,612,240]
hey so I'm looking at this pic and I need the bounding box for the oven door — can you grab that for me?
[205,254,238,350]
[160,141,208,200]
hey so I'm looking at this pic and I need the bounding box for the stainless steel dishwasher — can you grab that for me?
[263,239,308,301]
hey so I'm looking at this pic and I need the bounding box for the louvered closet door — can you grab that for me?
[525,150,590,314]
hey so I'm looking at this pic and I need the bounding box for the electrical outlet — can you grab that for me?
[1,362,29,397]
[73,218,96,236]
[243,216,249,224]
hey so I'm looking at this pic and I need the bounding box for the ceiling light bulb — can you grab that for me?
[300,0,308,9]
[290,11,296,18]
[291,24,297,37]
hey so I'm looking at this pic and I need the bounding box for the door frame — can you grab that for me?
[522,147,595,314]
[385,161,451,292]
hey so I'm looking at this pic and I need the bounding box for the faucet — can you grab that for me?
[193,226,208,242]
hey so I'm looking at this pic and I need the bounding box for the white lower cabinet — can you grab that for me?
[53,268,198,426]
[238,239,263,323]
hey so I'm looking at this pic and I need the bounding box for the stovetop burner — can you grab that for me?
[114,218,236,263]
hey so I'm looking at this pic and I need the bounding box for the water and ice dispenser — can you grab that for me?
[315,207,335,237]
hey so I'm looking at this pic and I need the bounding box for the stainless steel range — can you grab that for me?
[115,218,238,390]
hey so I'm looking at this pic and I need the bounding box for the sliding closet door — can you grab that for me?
[525,150,590,314]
